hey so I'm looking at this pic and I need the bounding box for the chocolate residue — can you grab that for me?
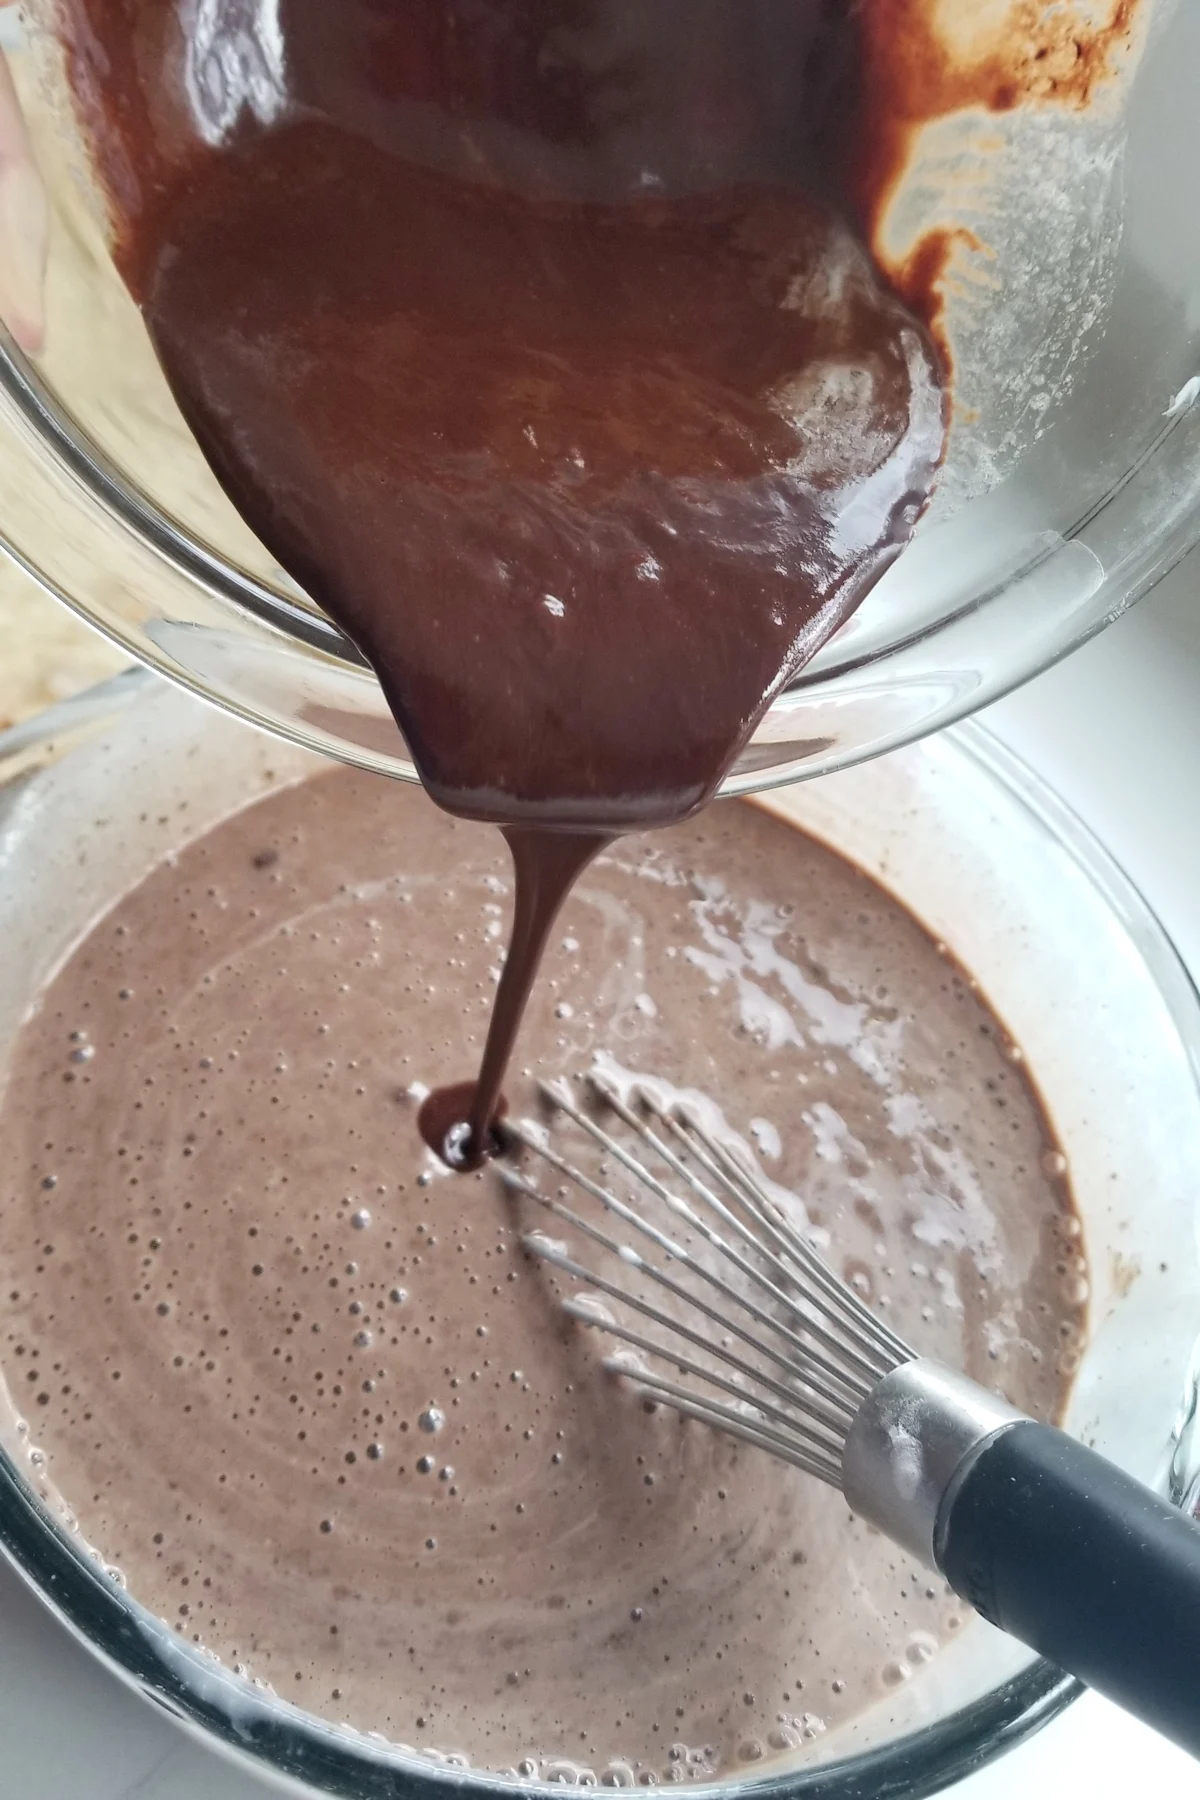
[849,0,1144,329]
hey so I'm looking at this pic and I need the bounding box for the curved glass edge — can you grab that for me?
[948,720,1200,1111]
[0,1452,1080,1800]
[0,331,363,662]
[942,723,1200,1517]
[0,662,149,764]
[11,685,1195,1797]
[3,323,1200,797]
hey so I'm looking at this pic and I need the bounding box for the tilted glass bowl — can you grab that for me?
[0,668,1198,1798]
[0,2,1199,790]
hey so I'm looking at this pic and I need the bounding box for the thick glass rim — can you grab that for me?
[1,673,1198,1798]
[4,323,1200,800]
[2,323,1195,689]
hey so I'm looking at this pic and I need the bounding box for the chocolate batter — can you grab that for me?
[57,0,948,1157]
[0,771,1088,1778]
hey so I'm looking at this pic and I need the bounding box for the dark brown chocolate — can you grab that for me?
[60,2,948,1159]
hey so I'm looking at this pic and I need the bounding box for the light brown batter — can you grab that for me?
[0,768,1086,1780]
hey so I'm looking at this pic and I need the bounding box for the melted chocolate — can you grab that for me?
[59,1,948,1161]
[417,1081,505,1170]
[418,829,606,1162]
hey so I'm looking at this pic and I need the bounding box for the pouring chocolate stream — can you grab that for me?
[58,0,949,1164]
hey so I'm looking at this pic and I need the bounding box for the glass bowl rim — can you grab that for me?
[5,322,1200,805]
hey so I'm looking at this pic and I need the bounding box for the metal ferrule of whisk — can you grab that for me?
[499,1072,1200,1761]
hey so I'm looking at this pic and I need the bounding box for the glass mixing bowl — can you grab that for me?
[1,3,1199,791]
[0,668,1198,1799]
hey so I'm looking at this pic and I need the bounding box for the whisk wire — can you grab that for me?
[530,1083,889,1394]
[659,1105,910,1370]
[615,1078,908,1368]
[614,1374,844,1484]
[504,1163,861,1435]
[505,1077,919,1478]
[518,1197,830,1423]
[560,1303,846,1473]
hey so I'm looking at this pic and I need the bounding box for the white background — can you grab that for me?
[1,559,1199,1799]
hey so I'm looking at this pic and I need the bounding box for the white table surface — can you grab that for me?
[2,561,1200,1799]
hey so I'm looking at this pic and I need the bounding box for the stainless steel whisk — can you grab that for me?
[500,1073,1200,1761]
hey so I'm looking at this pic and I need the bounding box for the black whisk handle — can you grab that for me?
[935,1420,1200,1757]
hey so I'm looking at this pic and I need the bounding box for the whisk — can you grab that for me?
[501,1073,1200,1760]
